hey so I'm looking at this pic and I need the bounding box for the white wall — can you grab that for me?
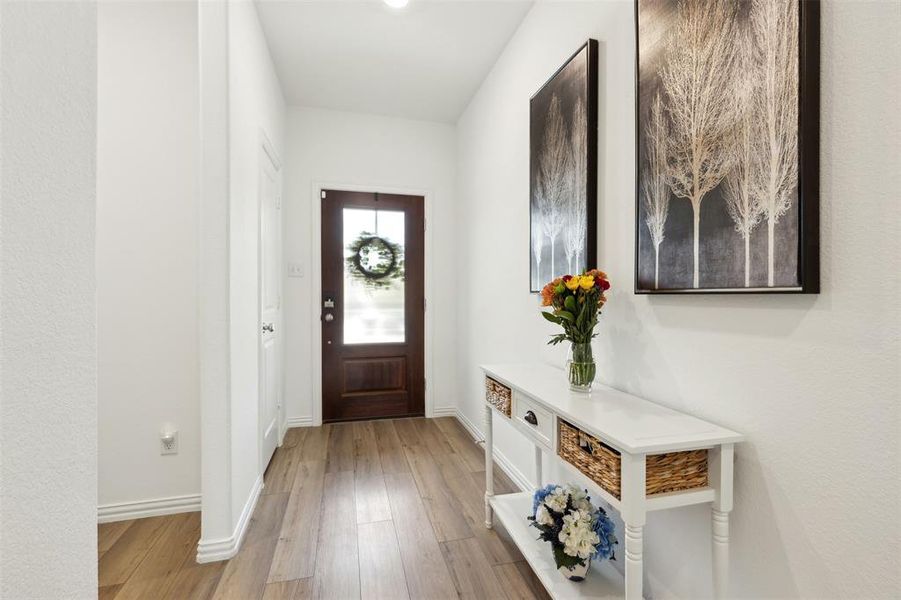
[97,0,201,515]
[227,0,286,521]
[0,2,98,597]
[455,1,900,599]
[282,106,457,423]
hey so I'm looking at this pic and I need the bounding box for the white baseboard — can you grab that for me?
[286,416,313,428]
[453,409,532,493]
[431,406,457,417]
[196,474,264,563]
[98,494,201,524]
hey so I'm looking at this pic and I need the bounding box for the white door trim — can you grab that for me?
[310,180,435,426]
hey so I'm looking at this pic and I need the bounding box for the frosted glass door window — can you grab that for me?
[343,208,405,344]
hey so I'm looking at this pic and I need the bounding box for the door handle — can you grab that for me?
[323,313,334,322]
[262,323,274,333]
[524,410,538,426]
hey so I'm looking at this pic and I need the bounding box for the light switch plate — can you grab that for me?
[288,262,304,278]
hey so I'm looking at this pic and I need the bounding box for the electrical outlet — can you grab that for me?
[161,431,178,455]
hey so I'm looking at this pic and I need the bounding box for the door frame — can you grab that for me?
[258,129,283,473]
[310,180,435,426]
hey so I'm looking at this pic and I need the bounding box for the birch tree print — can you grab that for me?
[564,98,588,274]
[530,43,595,292]
[751,0,799,287]
[641,92,670,290]
[724,33,764,288]
[536,94,569,275]
[661,0,739,289]
[531,199,545,284]
[636,0,810,292]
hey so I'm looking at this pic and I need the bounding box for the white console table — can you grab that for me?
[481,363,743,600]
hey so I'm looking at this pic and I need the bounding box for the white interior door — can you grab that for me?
[259,142,281,471]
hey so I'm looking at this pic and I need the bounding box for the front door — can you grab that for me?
[321,189,425,422]
[259,146,281,469]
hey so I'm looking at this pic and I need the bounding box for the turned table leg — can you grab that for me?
[621,452,647,600]
[710,443,734,599]
[484,403,494,529]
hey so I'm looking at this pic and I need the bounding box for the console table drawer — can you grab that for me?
[485,377,512,417]
[512,393,552,447]
[558,419,709,500]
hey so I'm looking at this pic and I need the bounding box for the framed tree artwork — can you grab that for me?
[530,40,598,292]
[635,0,819,293]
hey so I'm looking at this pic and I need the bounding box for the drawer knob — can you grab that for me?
[524,410,538,426]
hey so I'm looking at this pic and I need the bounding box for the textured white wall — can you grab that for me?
[282,106,458,423]
[227,0,286,518]
[455,1,900,598]
[97,0,201,511]
[0,2,98,597]
[198,0,234,554]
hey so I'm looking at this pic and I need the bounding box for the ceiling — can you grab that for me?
[255,0,533,123]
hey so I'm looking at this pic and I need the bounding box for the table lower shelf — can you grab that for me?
[489,492,625,599]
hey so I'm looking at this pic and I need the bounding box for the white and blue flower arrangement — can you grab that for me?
[528,483,618,582]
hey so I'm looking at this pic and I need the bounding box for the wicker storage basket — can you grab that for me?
[485,377,512,417]
[557,420,708,499]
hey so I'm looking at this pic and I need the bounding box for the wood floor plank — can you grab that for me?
[411,418,456,456]
[312,471,360,599]
[281,426,307,449]
[213,493,289,600]
[411,418,469,477]
[354,473,392,524]
[294,577,313,600]
[434,416,485,473]
[358,520,410,600]
[115,511,201,600]
[264,444,301,495]
[352,420,383,475]
[391,418,424,447]
[262,578,311,600]
[99,418,547,600]
[445,470,522,565]
[384,472,457,600]
[99,584,122,600]
[325,423,355,473]
[493,561,550,600]
[471,466,519,495]
[98,520,134,556]
[267,460,326,583]
[99,515,171,586]
[300,424,330,461]
[403,443,472,542]
[372,419,410,474]
[441,537,509,600]
[163,561,226,600]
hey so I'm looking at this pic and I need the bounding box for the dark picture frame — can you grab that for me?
[634,0,819,294]
[529,40,598,293]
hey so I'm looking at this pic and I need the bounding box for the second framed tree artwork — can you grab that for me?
[635,0,819,293]
[530,40,598,292]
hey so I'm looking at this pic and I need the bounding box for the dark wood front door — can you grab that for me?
[321,189,425,422]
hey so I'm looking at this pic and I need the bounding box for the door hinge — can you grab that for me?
[321,190,326,199]
[424,378,427,391]
[424,217,427,231]
[423,297,427,311]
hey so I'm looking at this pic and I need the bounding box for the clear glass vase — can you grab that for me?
[566,342,596,393]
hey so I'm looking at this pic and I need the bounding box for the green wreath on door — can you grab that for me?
[345,232,404,290]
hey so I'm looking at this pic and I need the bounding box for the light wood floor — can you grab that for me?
[98,417,550,600]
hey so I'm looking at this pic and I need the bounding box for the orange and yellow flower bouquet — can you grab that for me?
[540,270,610,391]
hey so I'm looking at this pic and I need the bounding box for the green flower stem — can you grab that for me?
[568,342,595,390]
